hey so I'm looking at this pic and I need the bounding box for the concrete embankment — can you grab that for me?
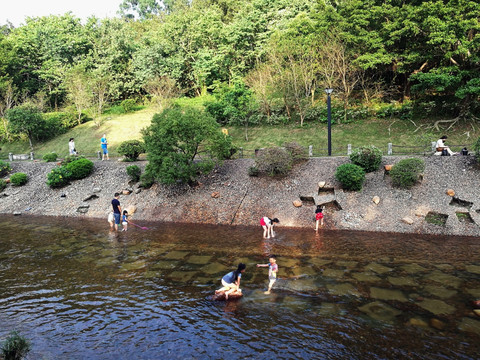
[1,156,480,236]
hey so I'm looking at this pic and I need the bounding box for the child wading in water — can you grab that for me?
[215,263,246,300]
[121,210,129,232]
[257,255,278,294]
[315,206,324,231]
[260,217,280,238]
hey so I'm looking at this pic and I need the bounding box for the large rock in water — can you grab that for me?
[212,289,243,301]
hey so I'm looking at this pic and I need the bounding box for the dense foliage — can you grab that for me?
[46,166,71,188]
[0,0,478,134]
[349,146,383,173]
[390,158,425,189]
[43,153,58,162]
[0,160,11,176]
[65,158,94,180]
[117,140,146,161]
[10,172,28,186]
[0,179,6,192]
[255,147,293,177]
[473,136,480,162]
[126,165,141,182]
[142,106,234,185]
[335,163,366,191]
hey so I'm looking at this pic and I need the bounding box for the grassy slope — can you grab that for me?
[0,99,477,160]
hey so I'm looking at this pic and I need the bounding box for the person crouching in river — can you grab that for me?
[215,263,246,300]
[260,217,279,239]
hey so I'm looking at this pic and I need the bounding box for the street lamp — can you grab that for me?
[325,88,334,156]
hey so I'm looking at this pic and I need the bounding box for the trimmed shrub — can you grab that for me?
[126,165,141,182]
[47,166,71,188]
[255,147,293,177]
[1,331,31,360]
[10,172,28,186]
[43,153,58,162]
[0,160,12,177]
[349,146,383,173]
[335,163,366,191]
[0,179,6,192]
[66,158,94,180]
[283,141,308,163]
[61,154,85,166]
[118,140,146,161]
[390,158,425,189]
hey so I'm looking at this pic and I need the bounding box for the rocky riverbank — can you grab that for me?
[1,156,480,236]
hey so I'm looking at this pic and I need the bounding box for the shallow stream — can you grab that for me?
[1,215,479,359]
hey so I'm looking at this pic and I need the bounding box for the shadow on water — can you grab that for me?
[0,215,480,359]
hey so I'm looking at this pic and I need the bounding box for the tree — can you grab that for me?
[64,64,93,125]
[0,80,17,141]
[142,106,233,185]
[143,75,182,111]
[6,105,45,151]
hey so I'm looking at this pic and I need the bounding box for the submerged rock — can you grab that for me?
[370,287,408,302]
[358,301,402,323]
[417,298,456,315]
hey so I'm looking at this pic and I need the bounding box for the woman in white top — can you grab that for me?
[68,138,76,155]
[435,135,456,156]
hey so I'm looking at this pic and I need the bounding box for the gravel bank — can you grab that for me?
[1,156,479,236]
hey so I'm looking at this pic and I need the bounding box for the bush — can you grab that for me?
[61,154,85,166]
[66,158,94,180]
[390,158,425,189]
[349,146,383,173]
[118,140,146,161]
[43,153,58,162]
[10,172,28,186]
[0,160,12,177]
[121,99,137,113]
[255,147,293,177]
[0,179,6,192]
[248,166,259,177]
[46,166,71,188]
[1,331,31,360]
[335,163,366,191]
[473,136,480,162]
[283,142,308,163]
[126,165,141,182]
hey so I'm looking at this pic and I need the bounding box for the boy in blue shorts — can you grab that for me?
[257,255,278,294]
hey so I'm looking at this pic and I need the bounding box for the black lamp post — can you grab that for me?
[325,88,333,156]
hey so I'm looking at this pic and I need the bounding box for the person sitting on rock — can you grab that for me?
[435,135,457,156]
[215,263,246,300]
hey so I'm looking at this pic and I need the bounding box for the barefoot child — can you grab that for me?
[215,263,246,300]
[257,255,278,294]
[121,210,129,232]
[260,217,280,238]
[315,206,324,231]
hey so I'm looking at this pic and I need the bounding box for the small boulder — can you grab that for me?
[402,216,414,225]
[384,164,393,171]
[372,196,380,205]
[122,190,131,195]
[446,189,455,197]
[93,187,101,193]
[135,188,142,194]
[318,181,326,188]
[125,205,137,215]
[430,318,446,330]
[293,200,302,207]
[211,191,220,198]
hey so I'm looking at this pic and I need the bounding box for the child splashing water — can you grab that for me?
[260,217,280,238]
[315,205,324,231]
[215,263,246,300]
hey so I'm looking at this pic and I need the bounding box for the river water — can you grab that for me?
[0,215,479,359]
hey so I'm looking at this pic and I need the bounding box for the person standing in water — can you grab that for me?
[315,205,324,231]
[101,133,109,161]
[260,217,279,238]
[257,255,278,294]
[111,193,121,231]
[215,263,246,300]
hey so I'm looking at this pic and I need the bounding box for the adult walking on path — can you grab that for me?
[111,193,121,231]
[101,133,109,161]
[68,138,77,155]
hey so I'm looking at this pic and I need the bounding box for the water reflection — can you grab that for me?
[0,215,479,359]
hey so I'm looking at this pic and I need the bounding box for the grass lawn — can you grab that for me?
[1,100,478,160]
